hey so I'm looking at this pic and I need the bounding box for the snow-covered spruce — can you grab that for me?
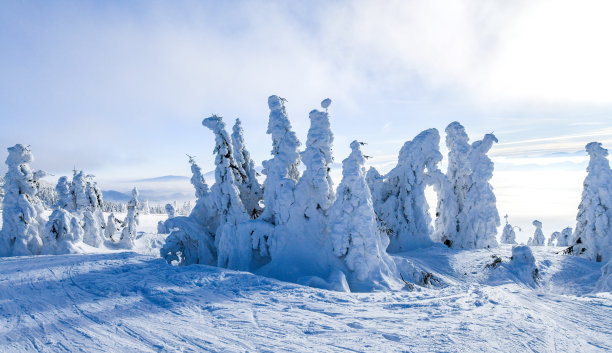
[328,141,400,291]
[55,176,72,210]
[0,175,4,210]
[441,123,499,249]
[157,203,176,234]
[527,220,545,246]
[259,95,301,227]
[231,118,263,218]
[595,259,612,292]
[373,129,442,252]
[118,187,140,249]
[258,99,338,284]
[202,115,250,269]
[568,142,612,263]
[105,213,119,241]
[42,208,81,255]
[500,215,518,245]
[0,144,47,256]
[548,232,560,247]
[160,157,216,266]
[457,133,499,249]
[557,227,573,247]
[507,245,539,286]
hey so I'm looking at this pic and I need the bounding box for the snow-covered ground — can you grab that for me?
[0,223,610,352]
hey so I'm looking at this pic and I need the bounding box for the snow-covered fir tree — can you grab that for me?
[257,99,338,283]
[557,227,572,247]
[0,144,47,256]
[105,213,119,241]
[373,129,442,252]
[500,215,518,244]
[0,175,5,210]
[231,118,263,218]
[442,122,499,249]
[328,141,399,291]
[259,95,301,226]
[548,232,560,246]
[55,176,72,210]
[42,208,81,254]
[119,187,140,248]
[456,133,499,249]
[569,142,612,262]
[160,157,216,266]
[157,203,176,234]
[202,115,249,269]
[528,220,545,246]
[70,171,90,212]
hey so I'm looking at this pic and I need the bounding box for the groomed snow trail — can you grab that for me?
[0,245,610,352]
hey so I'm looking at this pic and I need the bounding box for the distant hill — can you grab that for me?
[134,175,190,182]
[102,190,132,202]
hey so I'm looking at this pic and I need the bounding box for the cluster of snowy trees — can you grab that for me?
[159,95,501,291]
[0,145,142,256]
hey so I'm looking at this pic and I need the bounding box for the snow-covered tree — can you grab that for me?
[328,141,399,291]
[374,129,442,252]
[232,118,263,218]
[457,133,499,249]
[157,203,176,234]
[70,171,89,212]
[42,208,80,254]
[548,232,560,246]
[0,144,46,256]
[257,99,338,282]
[500,215,518,244]
[0,175,5,210]
[202,115,250,269]
[290,100,335,240]
[527,220,545,246]
[568,142,612,263]
[557,227,572,247]
[259,95,301,226]
[83,210,104,247]
[441,122,499,249]
[55,176,72,210]
[105,213,119,241]
[160,157,216,266]
[119,187,140,248]
[507,245,539,286]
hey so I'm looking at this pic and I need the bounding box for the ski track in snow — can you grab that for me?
[0,243,610,352]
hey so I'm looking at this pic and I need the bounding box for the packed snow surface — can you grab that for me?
[1,234,610,352]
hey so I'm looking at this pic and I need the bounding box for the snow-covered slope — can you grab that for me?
[0,241,609,352]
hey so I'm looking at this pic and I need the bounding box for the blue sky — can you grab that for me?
[1,0,611,241]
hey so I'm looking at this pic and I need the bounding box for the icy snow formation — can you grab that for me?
[0,144,46,256]
[557,227,573,247]
[372,129,442,252]
[569,142,612,263]
[259,95,301,226]
[528,220,546,246]
[548,232,560,247]
[119,188,140,249]
[328,141,400,291]
[507,245,539,286]
[160,156,216,266]
[256,99,338,285]
[202,115,249,269]
[42,209,81,255]
[500,215,518,244]
[232,118,263,218]
[440,123,499,249]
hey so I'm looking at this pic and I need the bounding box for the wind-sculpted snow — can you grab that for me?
[569,142,612,263]
[0,244,610,352]
[328,141,401,291]
[500,216,518,244]
[528,220,546,246]
[0,144,46,256]
[372,129,441,252]
[440,123,499,249]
